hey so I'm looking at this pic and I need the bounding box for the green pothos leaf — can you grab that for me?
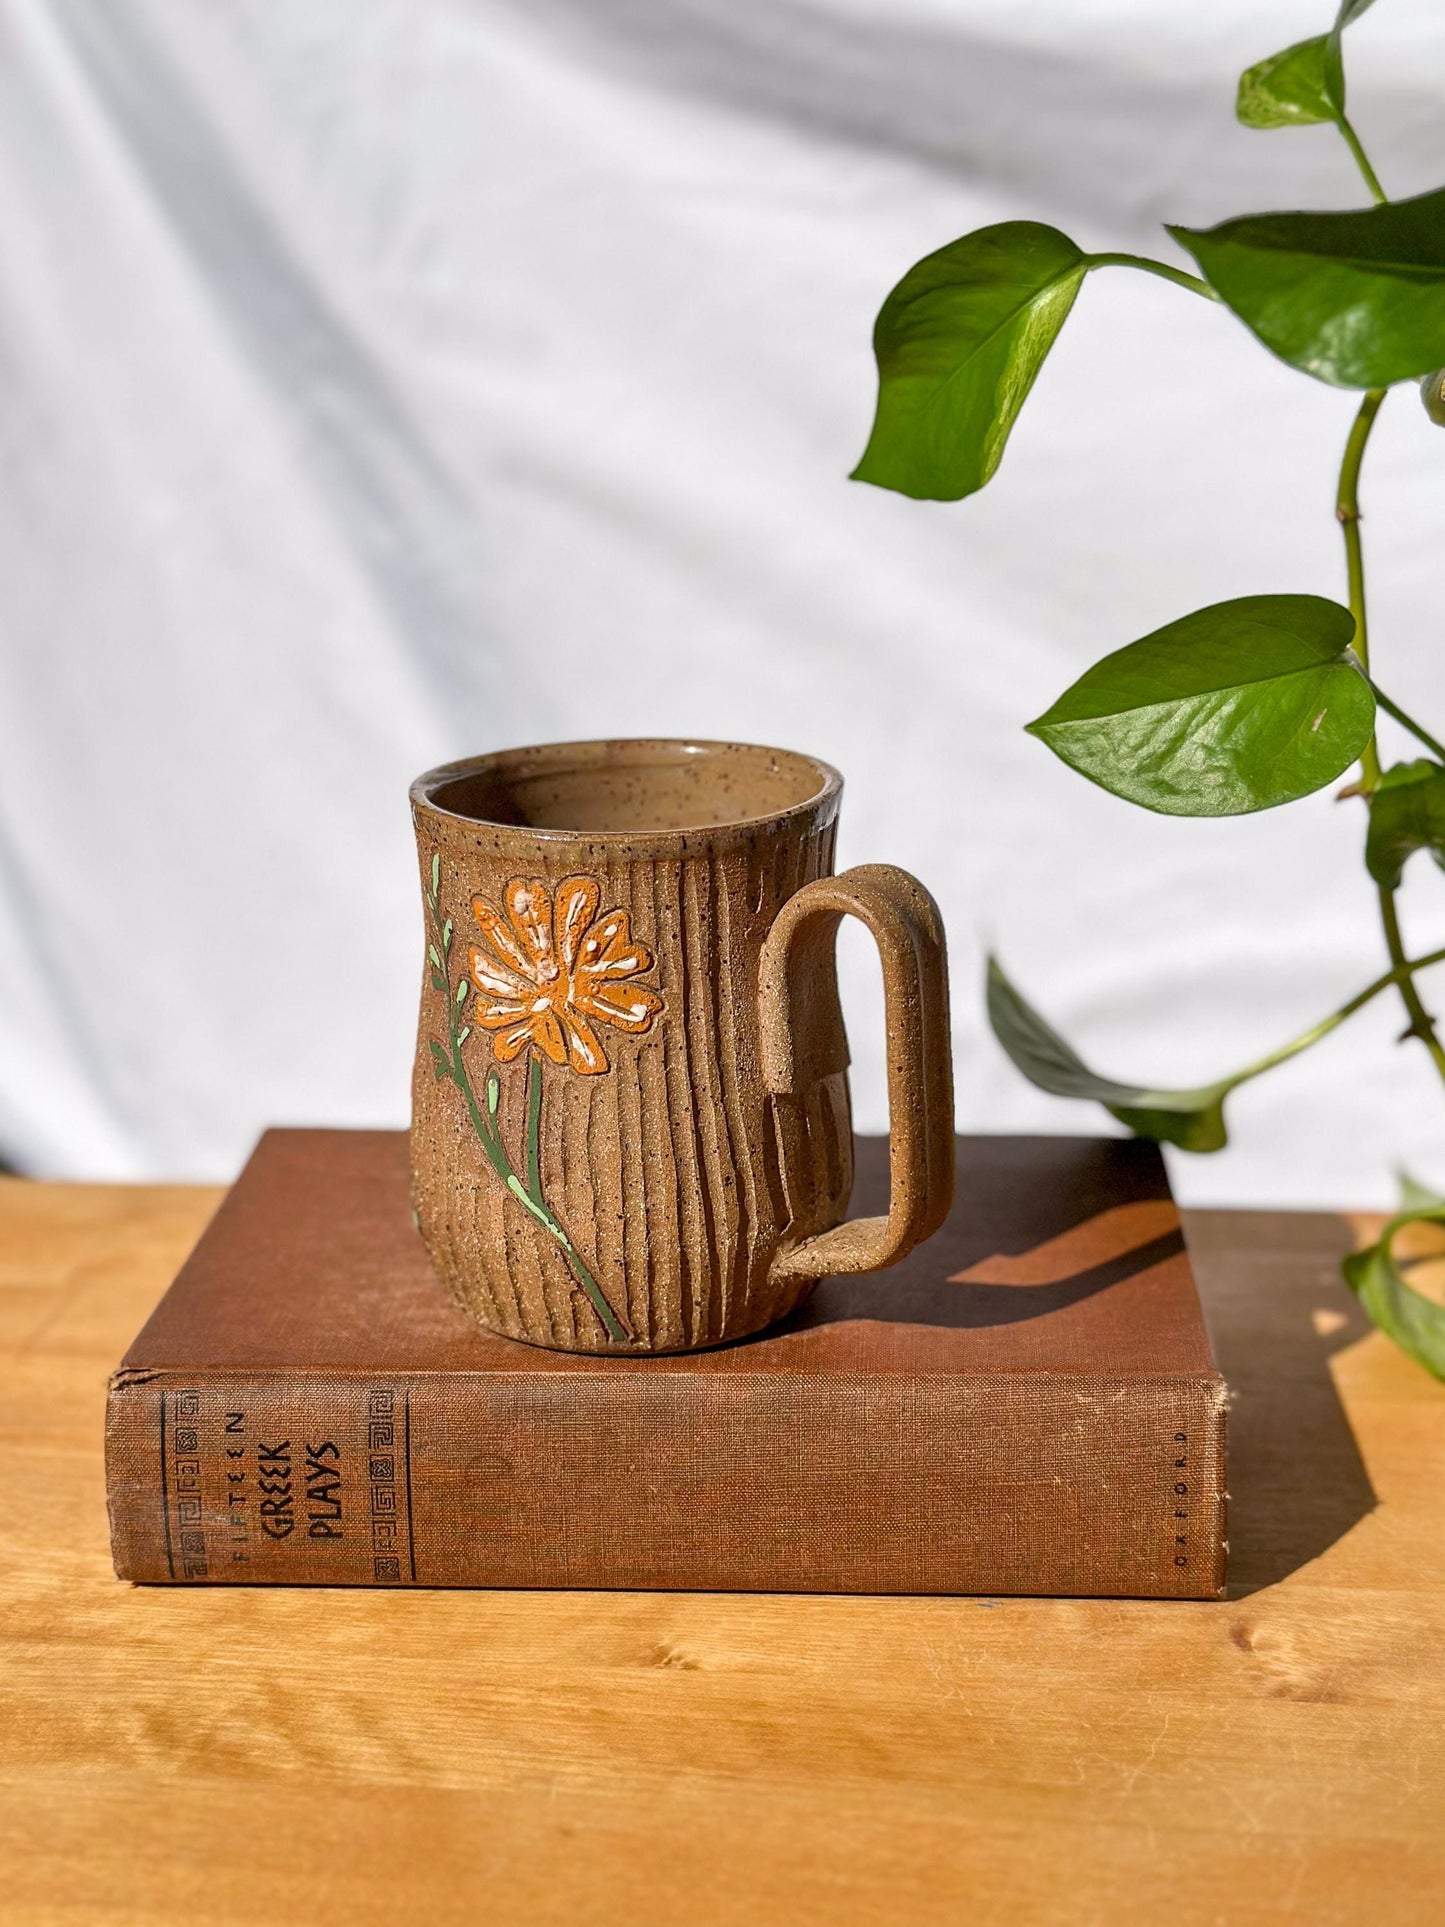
[1343,1202,1445,1382]
[1169,191,1445,390]
[1364,759,1445,888]
[852,222,1088,501]
[987,957,1236,1151]
[429,1039,451,1081]
[1025,594,1373,817]
[1237,1,1378,128]
[1237,37,1334,128]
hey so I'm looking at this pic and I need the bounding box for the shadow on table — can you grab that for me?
[1185,1210,1377,1599]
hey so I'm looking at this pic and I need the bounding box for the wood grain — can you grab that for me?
[4,1178,1445,1925]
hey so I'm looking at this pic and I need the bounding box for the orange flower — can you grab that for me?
[468,875,663,1075]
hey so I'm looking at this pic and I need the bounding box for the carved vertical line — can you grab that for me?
[772,828,790,908]
[605,846,636,1344]
[686,856,736,1342]
[631,856,672,1345]
[472,1084,522,1337]
[575,1069,606,1349]
[543,861,575,1344]
[682,857,729,1341]
[511,1044,562,1346]
[452,857,530,1338]
[625,856,650,1345]
[712,848,762,1329]
[657,858,704,1350]
[704,851,742,1341]
[615,1047,640,1342]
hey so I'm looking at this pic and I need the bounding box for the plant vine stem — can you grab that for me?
[1376,889,1445,1083]
[1085,253,1220,302]
[1334,388,1445,1088]
[1338,386,1384,794]
[1338,114,1387,205]
[1369,684,1445,764]
[1227,942,1445,1086]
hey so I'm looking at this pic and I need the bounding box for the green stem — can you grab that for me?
[1226,942,1445,1087]
[1085,253,1220,302]
[1377,890,1445,1083]
[1338,387,1385,780]
[1333,388,1445,1083]
[1338,114,1388,205]
[503,1171,630,1343]
[1369,684,1445,764]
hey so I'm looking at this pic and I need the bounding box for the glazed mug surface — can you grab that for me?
[410,738,953,1353]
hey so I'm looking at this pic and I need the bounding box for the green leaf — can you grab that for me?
[486,1070,501,1117]
[1237,3,1377,128]
[1026,594,1375,817]
[429,972,446,994]
[456,979,469,1005]
[443,919,453,951]
[1170,190,1445,388]
[1342,1201,1445,1382]
[851,222,1087,501]
[1237,36,1333,129]
[430,851,440,896]
[1364,759,1445,888]
[457,1025,471,1046]
[429,1039,451,1082]
[986,957,1235,1152]
[428,943,442,970]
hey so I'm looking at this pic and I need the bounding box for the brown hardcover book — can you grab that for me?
[105,1129,1227,1597]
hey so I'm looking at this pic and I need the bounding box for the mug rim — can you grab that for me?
[410,738,844,844]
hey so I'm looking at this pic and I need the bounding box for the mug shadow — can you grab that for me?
[783,1134,1187,1335]
[789,1225,1187,1331]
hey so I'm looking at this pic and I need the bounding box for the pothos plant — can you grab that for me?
[852,0,1445,1379]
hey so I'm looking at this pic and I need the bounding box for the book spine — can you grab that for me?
[106,1366,1227,1596]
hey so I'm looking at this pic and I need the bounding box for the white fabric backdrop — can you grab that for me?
[4,0,1445,1201]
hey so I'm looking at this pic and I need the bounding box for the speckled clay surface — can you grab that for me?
[410,739,953,1354]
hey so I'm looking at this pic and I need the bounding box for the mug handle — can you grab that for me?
[758,863,954,1285]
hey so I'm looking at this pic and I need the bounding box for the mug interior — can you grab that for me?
[415,740,839,836]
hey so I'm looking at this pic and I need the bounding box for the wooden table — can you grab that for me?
[3,1181,1443,1925]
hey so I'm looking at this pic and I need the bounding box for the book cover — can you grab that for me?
[105,1129,1227,1596]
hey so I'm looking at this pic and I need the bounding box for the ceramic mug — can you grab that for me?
[410,739,953,1353]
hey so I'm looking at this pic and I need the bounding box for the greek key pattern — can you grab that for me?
[366,1387,414,1582]
[165,1389,210,1580]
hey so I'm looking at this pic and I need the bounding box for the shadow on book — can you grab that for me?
[1193,1211,1378,1601]
[785,1135,1188,1337]
[793,1212,1185,1332]
[785,1139,1378,1598]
